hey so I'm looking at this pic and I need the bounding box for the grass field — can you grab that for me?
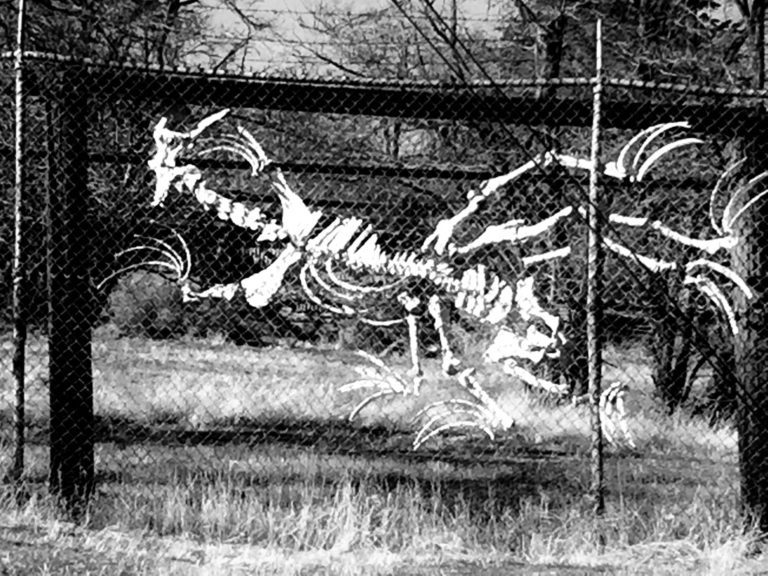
[0,330,765,575]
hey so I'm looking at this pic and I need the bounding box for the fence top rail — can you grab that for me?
[4,50,768,100]
[3,52,768,132]
[0,50,594,90]
[604,77,768,99]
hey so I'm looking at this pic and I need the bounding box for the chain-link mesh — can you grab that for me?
[3,50,768,551]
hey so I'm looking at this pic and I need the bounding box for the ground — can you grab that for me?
[0,332,765,575]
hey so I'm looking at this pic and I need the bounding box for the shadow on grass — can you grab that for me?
[7,409,706,525]
[1,408,585,463]
[86,415,591,521]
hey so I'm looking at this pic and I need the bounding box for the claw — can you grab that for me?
[349,390,400,421]
[411,398,491,423]
[339,378,395,393]
[557,122,702,181]
[411,394,501,449]
[341,351,414,421]
[97,229,191,291]
[414,419,494,450]
[600,382,636,450]
[609,122,702,181]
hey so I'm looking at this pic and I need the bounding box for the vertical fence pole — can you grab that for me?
[7,0,27,487]
[48,66,94,519]
[587,19,606,517]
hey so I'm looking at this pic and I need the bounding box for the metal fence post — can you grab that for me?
[587,19,606,517]
[7,0,27,488]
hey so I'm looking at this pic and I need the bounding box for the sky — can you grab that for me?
[194,0,746,74]
[196,0,505,73]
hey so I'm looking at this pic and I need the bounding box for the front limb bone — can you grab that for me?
[182,244,302,308]
[397,292,424,395]
[455,207,574,255]
[427,295,462,375]
[421,152,555,255]
[180,281,239,302]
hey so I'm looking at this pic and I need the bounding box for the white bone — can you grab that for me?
[327,218,364,254]
[270,171,323,244]
[326,218,363,254]
[484,283,514,324]
[619,122,689,175]
[236,245,301,307]
[484,327,546,364]
[98,260,181,292]
[504,363,569,395]
[197,139,263,175]
[599,382,636,449]
[299,265,356,316]
[515,277,560,334]
[339,379,392,393]
[484,275,501,304]
[456,207,572,254]
[235,125,271,171]
[413,399,492,422]
[346,224,374,256]
[726,186,768,234]
[414,407,494,449]
[356,316,405,328]
[608,215,737,254]
[635,138,704,181]
[709,159,745,234]
[609,214,647,227]
[722,171,768,233]
[685,258,753,299]
[602,238,677,272]
[349,390,399,421]
[457,369,515,430]
[629,122,690,173]
[555,154,593,173]
[324,259,406,295]
[399,294,423,394]
[118,242,183,275]
[189,109,231,138]
[560,122,694,181]
[427,295,462,375]
[421,153,552,255]
[307,260,361,302]
[522,247,572,266]
[684,275,740,335]
[413,419,494,450]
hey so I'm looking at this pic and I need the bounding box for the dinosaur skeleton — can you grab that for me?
[107,109,761,450]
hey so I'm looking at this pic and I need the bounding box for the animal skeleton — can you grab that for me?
[109,109,760,450]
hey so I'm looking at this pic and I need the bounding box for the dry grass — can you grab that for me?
[0,330,764,575]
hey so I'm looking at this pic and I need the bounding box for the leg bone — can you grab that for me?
[427,295,462,375]
[397,292,423,395]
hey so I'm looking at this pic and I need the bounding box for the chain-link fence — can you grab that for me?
[2,51,768,539]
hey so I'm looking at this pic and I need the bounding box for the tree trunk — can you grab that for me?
[735,0,768,533]
[48,68,94,520]
[733,141,768,532]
